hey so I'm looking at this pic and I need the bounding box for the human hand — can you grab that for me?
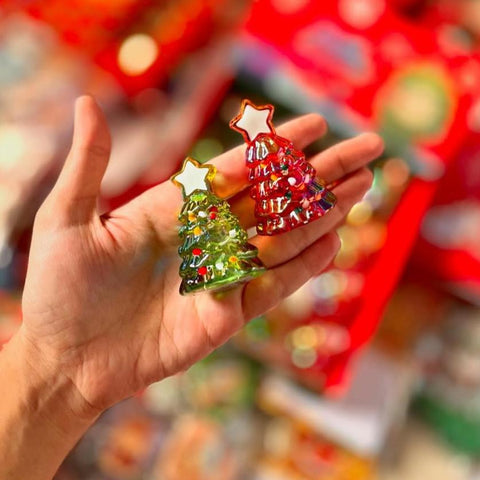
[16,96,383,419]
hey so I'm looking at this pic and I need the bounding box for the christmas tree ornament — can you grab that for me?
[171,157,265,295]
[230,99,337,236]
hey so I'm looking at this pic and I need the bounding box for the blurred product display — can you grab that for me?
[2,0,480,479]
[415,306,480,455]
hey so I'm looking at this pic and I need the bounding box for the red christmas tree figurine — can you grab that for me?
[230,99,337,236]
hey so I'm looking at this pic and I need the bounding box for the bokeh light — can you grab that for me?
[118,34,158,76]
[347,200,373,226]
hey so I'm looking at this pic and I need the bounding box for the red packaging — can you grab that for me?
[17,0,241,95]
[237,0,475,391]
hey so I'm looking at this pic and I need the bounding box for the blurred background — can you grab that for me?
[2,0,480,479]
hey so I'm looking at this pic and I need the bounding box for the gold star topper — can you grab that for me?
[171,157,216,198]
[230,99,276,143]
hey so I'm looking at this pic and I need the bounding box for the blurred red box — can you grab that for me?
[239,0,476,391]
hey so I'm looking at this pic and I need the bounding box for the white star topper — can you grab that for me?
[230,99,275,142]
[171,157,216,198]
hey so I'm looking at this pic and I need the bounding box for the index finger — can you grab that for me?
[312,132,384,184]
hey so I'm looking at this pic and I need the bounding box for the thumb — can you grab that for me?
[49,95,111,224]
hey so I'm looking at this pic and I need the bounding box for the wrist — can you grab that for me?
[0,330,99,479]
[9,328,101,422]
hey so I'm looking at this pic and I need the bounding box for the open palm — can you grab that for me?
[18,96,383,416]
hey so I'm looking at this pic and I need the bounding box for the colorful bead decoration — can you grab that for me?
[230,99,337,236]
[171,157,265,295]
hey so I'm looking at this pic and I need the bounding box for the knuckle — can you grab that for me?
[333,146,348,176]
[72,141,110,161]
[82,143,110,159]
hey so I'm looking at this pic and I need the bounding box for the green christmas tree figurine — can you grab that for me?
[172,157,265,295]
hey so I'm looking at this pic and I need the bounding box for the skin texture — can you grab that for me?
[0,96,383,480]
